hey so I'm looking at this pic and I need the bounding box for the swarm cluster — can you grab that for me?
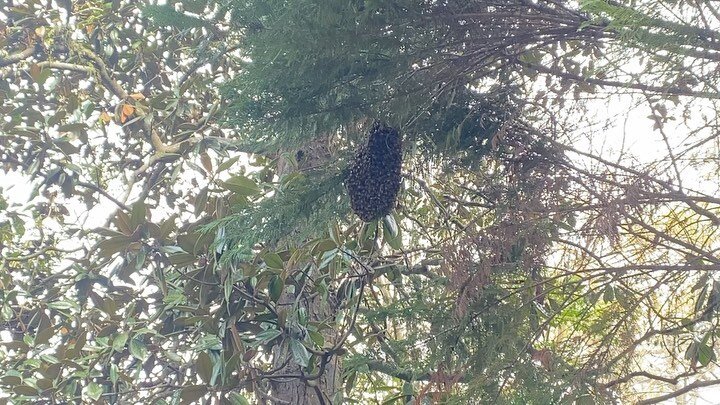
[346,122,403,222]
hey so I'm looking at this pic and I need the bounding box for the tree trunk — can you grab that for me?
[269,140,342,404]
[270,293,341,404]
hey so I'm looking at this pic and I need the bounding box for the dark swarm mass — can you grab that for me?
[346,122,403,222]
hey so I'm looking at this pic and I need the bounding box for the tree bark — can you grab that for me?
[270,293,341,404]
[269,139,342,404]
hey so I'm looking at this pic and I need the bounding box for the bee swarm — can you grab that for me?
[346,122,403,222]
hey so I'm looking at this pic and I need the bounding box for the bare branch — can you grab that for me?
[637,378,720,405]
[37,61,92,73]
[76,181,131,212]
[0,46,36,68]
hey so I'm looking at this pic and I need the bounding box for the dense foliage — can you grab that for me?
[2,0,720,404]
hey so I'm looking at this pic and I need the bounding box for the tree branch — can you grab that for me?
[77,48,128,99]
[365,360,431,382]
[602,370,693,389]
[37,61,92,73]
[76,181,131,212]
[0,45,36,68]
[1,246,82,262]
[519,60,720,100]
[637,378,720,405]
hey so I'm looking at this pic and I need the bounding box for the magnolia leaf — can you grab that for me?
[180,385,207,405]
[217,156,240,173]
[221,175,260,196]
[34,326,55,346]
[289,339,310,368]
[308,330,324,348]
[200,152,213,173]
[268,275,284,303]
[112,332,129,352]
[85,382,103,401]
[228,392,251,405]
[196,352,213,384]
[110,364,119,385]
[130,339,149,360]
[381,214,402,249]
[263,252,284,269]
[697,342,716,367]
[256,328,282,344]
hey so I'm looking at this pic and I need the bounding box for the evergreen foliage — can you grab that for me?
[3,0,720,403]
[214,169,349,260]
[221,0,539,152]
[219,0,585,402]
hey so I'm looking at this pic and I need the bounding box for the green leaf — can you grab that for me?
[228,392,251,405]
[402,381,413,396]
[11,214,26,236]
[143,5,210,29]
[36,378,53,390]
[194,187,209,217]
[112,332,129,352]
[602,285,615,302]
[13,385,39,396]
[289,339,310,368]
[697,342,716,366]
[29,65,51,84]
[195,335,222,351]
[224,274,234,305]
[47,300,80,312]
[41,364,61,380]
[196,352,213,384]
[329,222,343,245]
[1,305,12,321]
[256,328,282,344]
[168,253,197,266]
[263,252,284,269]
[217,156,241,173]
[383,214,402,250]
[180,385,207,405]
[2,375,22,386]
[268,275,284,303]
[576,394,594,405]
[113,210,133,234]
[58,123,88,132]
[382,214,398,238]
[110,363,119,385]
[129,339,149,360]
[96,236,132,258]
[158,245,187,254]
[221,175,260,196]
[345,371,356,395]
[311,239,337,255]
[308,330,324,348]
[318,248,338,270]
[685,341,699,360]
[158,214,178,240]
[34,326,55,346]
[130,201,147,228]
[40,354,60,364]
[85,382,103,401]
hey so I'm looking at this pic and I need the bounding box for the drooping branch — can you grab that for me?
[364,360,432,382]
[519,60,720,100]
